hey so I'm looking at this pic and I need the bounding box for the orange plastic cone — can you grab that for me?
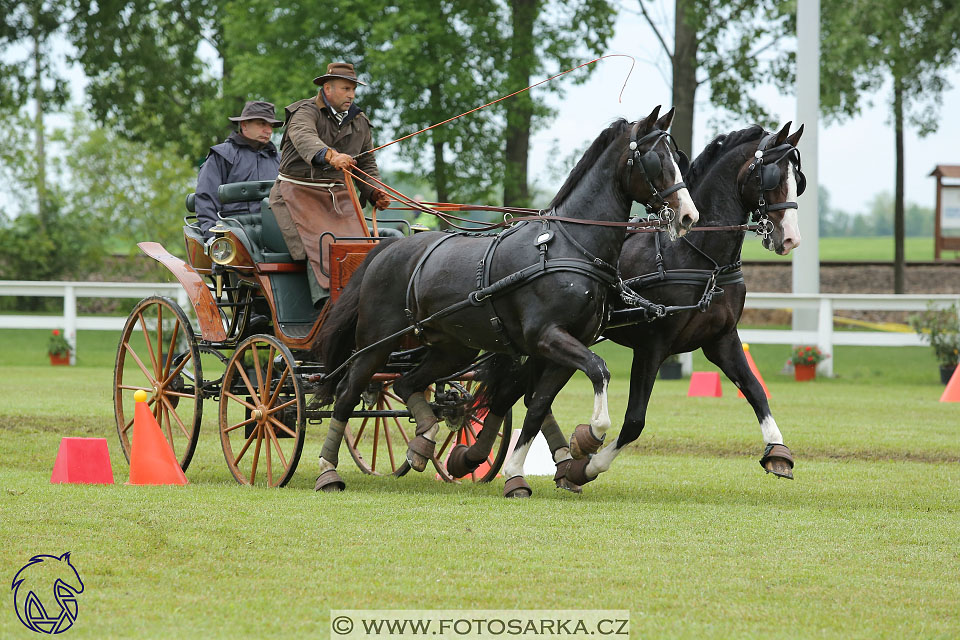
[688,371,722,397]
[940,365,960,402]
[127,390,188,485]
[738,343,771,399]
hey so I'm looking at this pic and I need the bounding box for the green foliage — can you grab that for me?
[818,188,934,238]
[46,329,72,356]
[909,302,960,367]
[0,0,72,113]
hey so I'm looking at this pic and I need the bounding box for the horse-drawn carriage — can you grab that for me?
[112,177,512,487]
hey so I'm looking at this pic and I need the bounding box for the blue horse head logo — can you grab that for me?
[11,552,84,634]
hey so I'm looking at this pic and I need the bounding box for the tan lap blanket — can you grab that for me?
[270,177,367,289]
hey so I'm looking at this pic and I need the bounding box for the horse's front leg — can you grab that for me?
[702,333,794,479]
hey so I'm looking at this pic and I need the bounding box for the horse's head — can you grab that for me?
[738,122,805,255]
[623,105,700,239]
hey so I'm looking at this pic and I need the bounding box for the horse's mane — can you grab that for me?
[684,124,765,187]
[549,118,630,210]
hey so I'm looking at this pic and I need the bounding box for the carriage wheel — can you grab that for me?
[343,379,512,483]
[219,334,305,487]
[114,296,202,471]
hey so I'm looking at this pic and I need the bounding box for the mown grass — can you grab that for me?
[739,235,951,262]
[1,332,959,638]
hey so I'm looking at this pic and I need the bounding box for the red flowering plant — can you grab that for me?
[47,329,73,357]
[789,345,828,366]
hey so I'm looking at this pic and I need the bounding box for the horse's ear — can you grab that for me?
[654,106,676,132]
[774,121,792,146]
[638,105,662,132]
[60,552,71,562]
[786,123,804,147]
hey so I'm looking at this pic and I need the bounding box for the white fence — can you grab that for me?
[1,281,959,373]
[0,281,187,365]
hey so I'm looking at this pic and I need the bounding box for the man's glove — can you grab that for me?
[370,189,391,210]
[329,151,356,171]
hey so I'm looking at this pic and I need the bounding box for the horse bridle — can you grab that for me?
[740,132,806,239]
[626,125,691,226]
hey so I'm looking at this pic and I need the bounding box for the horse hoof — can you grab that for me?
[562,456,596,487]
[446,444,481,479]
[503,476,532,498]
[553,459,582,494]
[314,469,345,492]
[760,443,795,480]
[405,435,436,473]
[569,424,604,459]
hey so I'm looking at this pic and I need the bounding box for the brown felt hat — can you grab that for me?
[313,62,367,87]
[228,101,283,126]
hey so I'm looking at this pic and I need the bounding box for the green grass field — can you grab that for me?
[738,235,956,262]
[1,330,959,638]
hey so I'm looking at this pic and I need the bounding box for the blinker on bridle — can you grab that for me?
[741,132,807,239]
[626,124,690,226]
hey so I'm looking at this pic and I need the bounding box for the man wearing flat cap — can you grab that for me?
[196,100,282,238]
[270,61,390,307]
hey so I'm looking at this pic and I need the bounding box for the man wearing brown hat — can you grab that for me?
[269,62,390,307]
[196,100,282,238]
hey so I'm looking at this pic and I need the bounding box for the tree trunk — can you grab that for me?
[893,75,905,294]
[671,0,698,156]
[32,14,47,220]
[503,0,538,207]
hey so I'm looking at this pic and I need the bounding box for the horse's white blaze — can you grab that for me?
[503,439,532,478]
[586,441,622,477]
[318,456,336,473]
[780,167,801,253]
[590,378,611,435]
[760,415,784,445]
[670,155,699,227]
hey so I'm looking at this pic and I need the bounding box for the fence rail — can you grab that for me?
[2,281,959,373]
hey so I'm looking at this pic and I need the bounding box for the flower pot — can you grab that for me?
[794,363,816,381]
[49,353,70,366]
[658,360,683,380]
[940,364,957,385]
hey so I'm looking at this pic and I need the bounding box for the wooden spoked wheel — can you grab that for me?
[219,334,304,487]
[343,379,512,483]
[114,296,202,471]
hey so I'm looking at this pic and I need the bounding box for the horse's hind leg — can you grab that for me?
[393,345,479,472]
[702,334,794,479]
[316,346,393,492]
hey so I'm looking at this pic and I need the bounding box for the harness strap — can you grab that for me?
[405,233,462,338]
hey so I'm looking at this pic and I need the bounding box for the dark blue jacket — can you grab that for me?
[195,133,280,237]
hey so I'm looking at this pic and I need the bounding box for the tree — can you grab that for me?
[502,0,616,206]
[636,0,792,155]
[816,0,960,291]
[0,0,72,219]
[69,0,228,163]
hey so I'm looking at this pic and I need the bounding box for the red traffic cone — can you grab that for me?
[738,343,771,399]
[940,365,960,402]
[51,437,114,484]
[127,390,188,485]
[688,371,722,397]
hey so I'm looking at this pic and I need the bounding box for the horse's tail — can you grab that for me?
[470,353,525,414]
[312,238,399,406]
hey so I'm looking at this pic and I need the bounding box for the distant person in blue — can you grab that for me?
[195,100,283,238]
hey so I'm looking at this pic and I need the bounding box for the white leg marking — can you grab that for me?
[553,446,572,463]
[586,442,622,477]
[503,440,532,478]
[421,422,440,442]
[590,379,611,436]
[760,415,784,445]
[318,457,336,473]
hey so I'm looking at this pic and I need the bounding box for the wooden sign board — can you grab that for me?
[930,165,960,260]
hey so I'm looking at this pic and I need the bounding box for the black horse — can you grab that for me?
[312,106,699,493]
[456,122,805,494]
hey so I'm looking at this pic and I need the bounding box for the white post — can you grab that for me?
[793,0,820,333]
[64,284,77,366]
[817,296,833,377]
[679,351,694,377]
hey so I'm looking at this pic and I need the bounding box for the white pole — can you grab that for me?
[794,0,821,334]
[64,284,77,366]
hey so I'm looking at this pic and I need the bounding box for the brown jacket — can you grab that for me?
[277,95,380,200]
